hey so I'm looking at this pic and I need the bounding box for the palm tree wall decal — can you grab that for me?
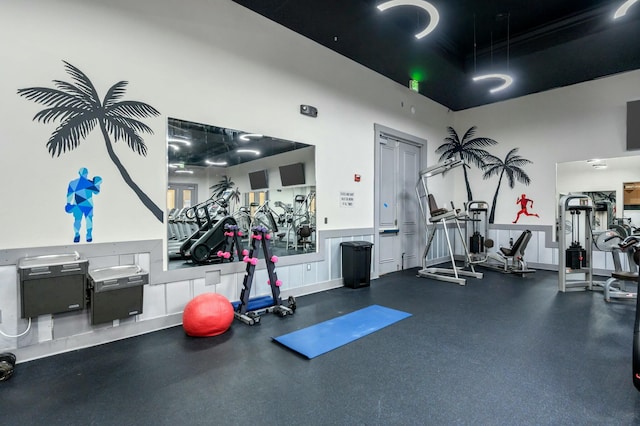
[435,126,498,201]
[482,148,533,224]
[17,61,164,222]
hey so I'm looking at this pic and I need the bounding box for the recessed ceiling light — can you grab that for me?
[239,133,263,141]
[472,73,514,93]
[586,159,603,163]
[614,0,638,19]
[175,169,194,174]
[168,138,191,146]
[206,160,228,166]
[236,149,261,155]
[593,164,608,169]
[377,0,440,39]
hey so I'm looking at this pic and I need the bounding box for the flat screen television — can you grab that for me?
[628,100,640,151]
[279,163,305,186]
[248,170,268,190]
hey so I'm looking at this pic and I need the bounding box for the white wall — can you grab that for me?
[453,70,640,226]
[0,0,451,251]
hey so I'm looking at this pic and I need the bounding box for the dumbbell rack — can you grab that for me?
[234,226,296,325]
[216,224,246,262]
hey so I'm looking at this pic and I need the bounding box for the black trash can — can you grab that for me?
[340,241,373,288]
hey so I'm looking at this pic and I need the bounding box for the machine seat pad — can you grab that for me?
[611,271,638,281]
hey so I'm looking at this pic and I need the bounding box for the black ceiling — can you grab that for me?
[232,0,640,110]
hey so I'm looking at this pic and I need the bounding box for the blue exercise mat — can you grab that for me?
[272,305,412,359]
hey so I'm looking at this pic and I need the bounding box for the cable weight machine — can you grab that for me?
[558,194,594,292]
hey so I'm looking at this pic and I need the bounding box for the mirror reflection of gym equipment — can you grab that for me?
[416,159,482,286]
[166,117,316,270]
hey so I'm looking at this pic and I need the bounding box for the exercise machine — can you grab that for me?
[234,225,296,325]
[179,189,239,264]
[416,158,482,286]
[466,201,490,264]
[621,238,640,390]
[600,234,639,302]
[558,194,594,292]
[286,192,316,251]
[464,201,534,275]
[485,230,534,275]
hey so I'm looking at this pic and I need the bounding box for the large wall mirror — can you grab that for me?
[167,118,316,270]
[556,156,640,237]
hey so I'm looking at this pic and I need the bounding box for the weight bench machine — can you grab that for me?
[416,158,482,286]
[484,230,535,274]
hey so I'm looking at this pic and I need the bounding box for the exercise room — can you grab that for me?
[1,1,640,424]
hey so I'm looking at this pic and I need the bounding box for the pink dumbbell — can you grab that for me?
[217,251,224,257]
[242,249,249,256]
[223,252,231,259]
[265,233,271,240]
[250,257,259,266]
[275,280,282,287]
[271,255,278,263]
[243,256,250,263]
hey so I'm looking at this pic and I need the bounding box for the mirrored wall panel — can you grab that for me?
[167,118,316,270]
[557,156,640,236]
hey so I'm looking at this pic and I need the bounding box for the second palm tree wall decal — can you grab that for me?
[17,61,164,222]
[482,148,533,224]
[436,126,497,201]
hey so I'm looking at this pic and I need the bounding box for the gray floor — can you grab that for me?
[2,268,640,425]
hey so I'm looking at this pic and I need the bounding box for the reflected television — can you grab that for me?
[248,170,268,190]
[279,163,305,186]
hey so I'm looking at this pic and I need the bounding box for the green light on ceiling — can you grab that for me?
[410,70,426,82]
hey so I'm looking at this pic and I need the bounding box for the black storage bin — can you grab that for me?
[340,241,373,288]
[88,265,148,325]
[18,253,88,318]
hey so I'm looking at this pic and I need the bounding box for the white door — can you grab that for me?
[376,127,422,275]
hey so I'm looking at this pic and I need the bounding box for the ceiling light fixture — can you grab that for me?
[168,138,191,146]
[236,149,261,155]
[614,0,638,19]
[376,0,440,39]
[206,160,228,166]
[472,13,514,94]
[472,74,514,93]
[175,169,194,174]
[168,144,180,151]
[239,133,263,141]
